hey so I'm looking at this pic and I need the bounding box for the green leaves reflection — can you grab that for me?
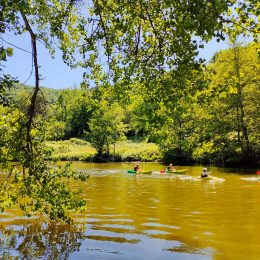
[0,221,85,259]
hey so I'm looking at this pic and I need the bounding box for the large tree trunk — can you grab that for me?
[20,12,42,168]
[232,41,250,154]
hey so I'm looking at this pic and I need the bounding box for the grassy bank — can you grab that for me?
[46,138,162,162]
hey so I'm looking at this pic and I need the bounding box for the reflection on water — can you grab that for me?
[1,163,260,259]
[0,220,85,259]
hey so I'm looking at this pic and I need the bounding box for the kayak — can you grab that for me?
[128,170,137,174]
[160,169,188,174]
[127,170,152,174]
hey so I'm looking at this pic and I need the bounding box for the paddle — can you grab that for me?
[160,169,174,173]
[160,169,176,174]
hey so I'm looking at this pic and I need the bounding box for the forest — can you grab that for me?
[0,0,259,222]
[8,42,260,167]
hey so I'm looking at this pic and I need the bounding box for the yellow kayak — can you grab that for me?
[127,170,152,174]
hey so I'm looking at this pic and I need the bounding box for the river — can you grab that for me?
[1,162,260,259]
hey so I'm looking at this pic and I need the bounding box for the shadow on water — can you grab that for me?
[0,220,85,259]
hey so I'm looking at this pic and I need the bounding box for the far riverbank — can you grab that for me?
[46,138,259,169]
[46,138,161,162]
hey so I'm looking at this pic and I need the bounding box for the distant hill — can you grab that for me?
[11,83,63,103]
[10,83,94,105]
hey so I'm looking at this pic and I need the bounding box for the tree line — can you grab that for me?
[8,42,258,166]
[29,42,258,167]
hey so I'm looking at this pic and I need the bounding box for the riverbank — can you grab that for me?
[46,139,259,168]
[46,138,162,162]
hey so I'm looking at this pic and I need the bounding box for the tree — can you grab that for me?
[66,0,259,103]
[0,0,89,223]
[193,43,260,165]
[49,89,94,139]
[87,100,126,157]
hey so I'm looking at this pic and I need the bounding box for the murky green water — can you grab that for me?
[1,162,260,259]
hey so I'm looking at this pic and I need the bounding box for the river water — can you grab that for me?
[1,162,260,259]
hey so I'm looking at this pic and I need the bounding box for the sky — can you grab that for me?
[3,32,230,90]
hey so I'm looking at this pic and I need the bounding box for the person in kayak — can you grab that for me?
[201,167,208,178]
[166,163,175,172]
[134,163,141,173]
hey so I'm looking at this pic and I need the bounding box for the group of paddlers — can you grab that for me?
[134,162,209,178]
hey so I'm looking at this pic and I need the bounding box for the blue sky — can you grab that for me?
[3,33,230,89]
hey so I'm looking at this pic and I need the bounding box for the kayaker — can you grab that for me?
[166,163,175,172]
[201,167,208,178]
[134,163,141,173]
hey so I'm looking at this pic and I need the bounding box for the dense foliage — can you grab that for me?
[44,43,260,166]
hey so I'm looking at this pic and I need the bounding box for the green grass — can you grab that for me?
[46,139,96,161]
[46,139,162,162]
[113,141,161,161]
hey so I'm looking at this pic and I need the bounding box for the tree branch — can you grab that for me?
[20,11,41,162]
[94,0,111,64]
